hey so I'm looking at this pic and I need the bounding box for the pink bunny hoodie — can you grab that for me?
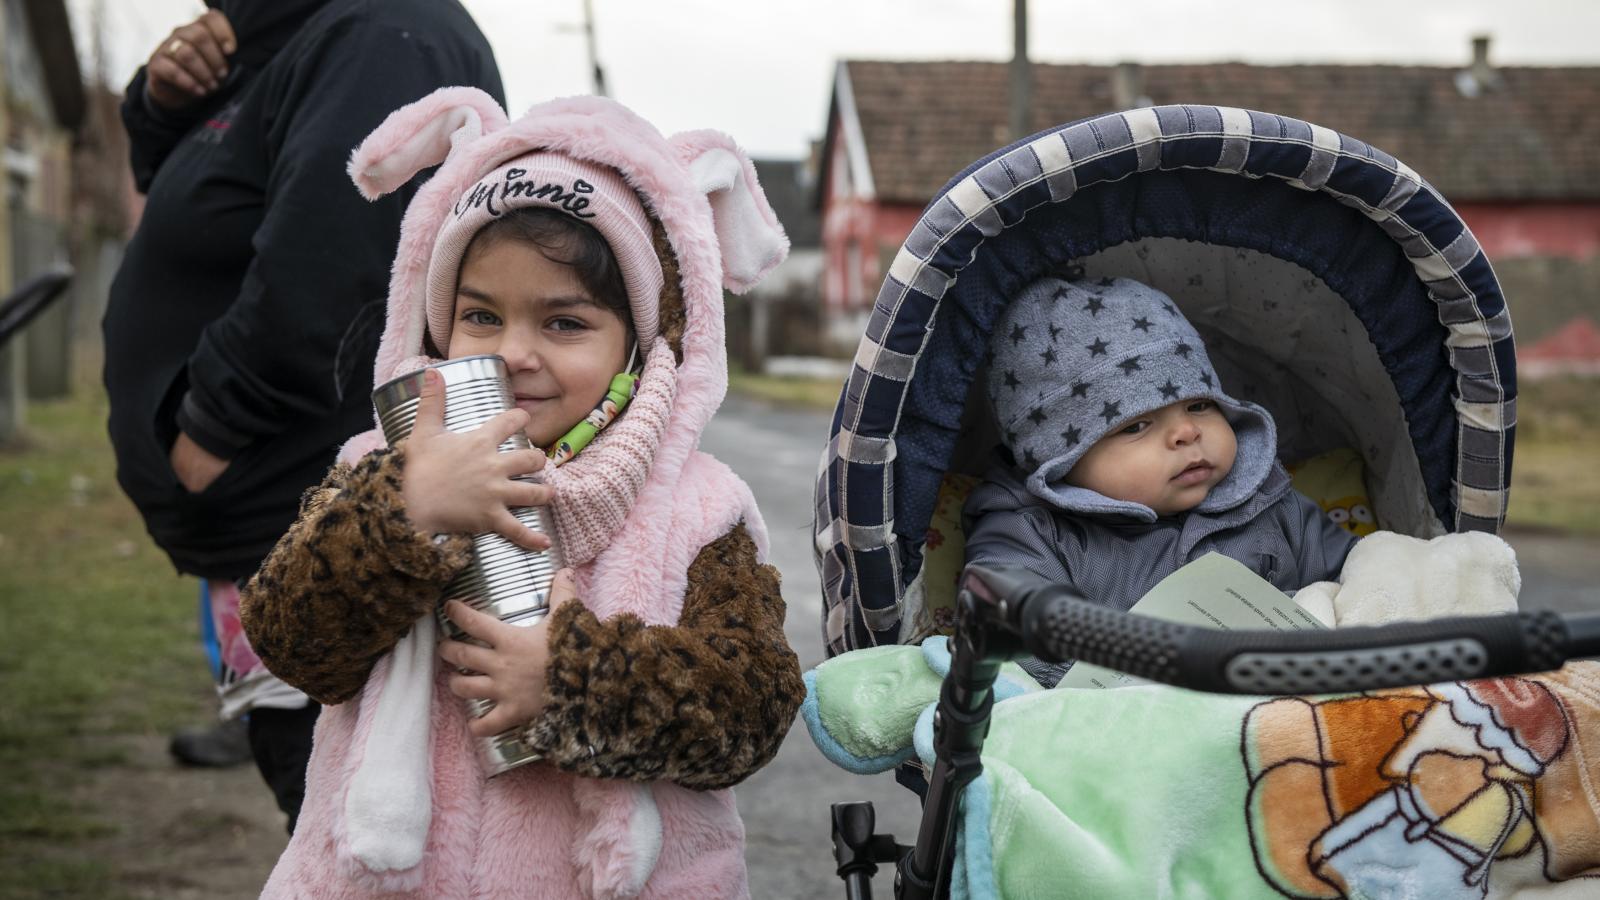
[241,89,800,899]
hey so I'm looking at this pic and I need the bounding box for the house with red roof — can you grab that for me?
[816,41,1600,360]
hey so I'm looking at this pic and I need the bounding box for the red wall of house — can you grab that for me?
[1456,203,1600,260]
[820,195,921,310]
[820,110,928,311]
[820,198,866,310]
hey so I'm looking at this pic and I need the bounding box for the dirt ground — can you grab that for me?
[75,733,285,899]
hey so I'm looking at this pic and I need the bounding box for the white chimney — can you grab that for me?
[1112,62,1150,110]
[1456,34,1502,96]
[1471,35,1494,82]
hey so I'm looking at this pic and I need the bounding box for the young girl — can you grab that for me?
[239,89,802,898]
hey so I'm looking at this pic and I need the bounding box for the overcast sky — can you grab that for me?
[70,0,1600,159]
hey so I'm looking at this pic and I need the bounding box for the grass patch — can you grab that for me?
[0,858,119,900]
[0,388,208,895]
[1506,377,1600,534]
[726,366,842,411]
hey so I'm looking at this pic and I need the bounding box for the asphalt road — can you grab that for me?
[706,390,1600,900]
[705,393,921,899]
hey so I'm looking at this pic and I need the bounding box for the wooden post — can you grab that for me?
[583,0,607,97]
[0,4,21,444]
[748,291,769,374]
[23,193,71,399]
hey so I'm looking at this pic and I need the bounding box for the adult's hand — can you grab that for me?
[144,9,237,112]
[170,431,231,493]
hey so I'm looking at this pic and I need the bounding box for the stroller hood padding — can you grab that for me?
[814,105,1515,654]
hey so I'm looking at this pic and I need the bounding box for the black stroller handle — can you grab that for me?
[968,563,1600,695]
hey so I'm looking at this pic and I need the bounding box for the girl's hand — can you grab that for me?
[145,9,236,111]
[438,569,577,736]
[401,368,552,550]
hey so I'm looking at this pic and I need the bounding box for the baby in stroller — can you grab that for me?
[805,104,1600,899]
[968,274,1357,686]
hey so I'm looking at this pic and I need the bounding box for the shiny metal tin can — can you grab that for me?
[371,354,558,775]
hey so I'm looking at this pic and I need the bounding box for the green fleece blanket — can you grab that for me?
[802,639,1600,899]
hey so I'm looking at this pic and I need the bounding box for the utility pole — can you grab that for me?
[582,0,608,97]
[1009,0,1030,142]
[93,0,107,90]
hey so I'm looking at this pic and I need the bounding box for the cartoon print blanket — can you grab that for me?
[803,535,1600,899]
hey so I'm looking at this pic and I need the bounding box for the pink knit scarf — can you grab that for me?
[543,341,677,567]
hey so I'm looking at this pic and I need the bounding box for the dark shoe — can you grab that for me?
[168,717,253,768]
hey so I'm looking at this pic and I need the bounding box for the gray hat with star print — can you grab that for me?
[986,276,1278,519]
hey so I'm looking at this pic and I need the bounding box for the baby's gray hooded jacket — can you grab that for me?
[964,276,1357,686]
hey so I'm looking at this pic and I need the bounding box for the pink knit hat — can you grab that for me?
[424,151,665,356]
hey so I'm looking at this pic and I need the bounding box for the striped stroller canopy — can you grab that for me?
[814,105,1516,655]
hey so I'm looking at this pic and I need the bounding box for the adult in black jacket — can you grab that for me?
[103,0,503,830]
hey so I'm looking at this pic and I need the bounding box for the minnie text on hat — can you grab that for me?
[453,168,597,220]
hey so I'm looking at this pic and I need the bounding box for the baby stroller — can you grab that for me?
[807,105,1600,899]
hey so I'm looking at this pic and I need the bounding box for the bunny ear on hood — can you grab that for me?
[347,87,509,200]
[671,130,790,294]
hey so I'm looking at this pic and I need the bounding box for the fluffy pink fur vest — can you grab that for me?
[263,454,767,899]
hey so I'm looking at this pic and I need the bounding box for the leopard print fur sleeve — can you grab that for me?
[525,523,804,791]
[239,448,472,705]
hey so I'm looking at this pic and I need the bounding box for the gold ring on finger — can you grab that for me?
[166,38,184,56]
